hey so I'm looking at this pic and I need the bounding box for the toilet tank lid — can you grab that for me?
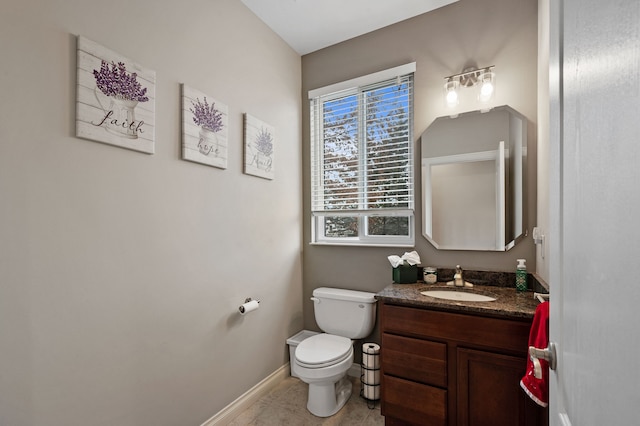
[313,287,377,303]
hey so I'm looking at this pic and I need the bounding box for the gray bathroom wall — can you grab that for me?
[0,1,302,425]
[301,0,538,334]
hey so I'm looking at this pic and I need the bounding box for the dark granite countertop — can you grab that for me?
[376,283,541,320]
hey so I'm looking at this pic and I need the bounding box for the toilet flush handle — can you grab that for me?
[310,297,320,304]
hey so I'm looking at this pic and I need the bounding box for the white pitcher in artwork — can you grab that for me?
[197,127,219,156]
[95,90,140,139]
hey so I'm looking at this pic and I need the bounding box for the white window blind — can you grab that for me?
[309,63,415,246]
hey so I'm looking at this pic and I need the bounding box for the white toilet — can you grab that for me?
[293,287,377,417]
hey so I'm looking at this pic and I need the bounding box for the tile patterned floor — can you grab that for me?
[228,375,384,425]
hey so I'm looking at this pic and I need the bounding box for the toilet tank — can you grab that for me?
[312,287,377,339]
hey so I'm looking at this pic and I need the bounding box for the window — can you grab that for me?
[309,63,415,246]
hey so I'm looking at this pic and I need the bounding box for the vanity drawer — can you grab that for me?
[382,333,447,387]
[382,375,447,426]
[381,303,531,354]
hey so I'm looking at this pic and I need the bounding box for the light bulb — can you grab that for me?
[478,70,495,103]
[480,81,494,101]
[444,79,459,108]
[446,89,458,107]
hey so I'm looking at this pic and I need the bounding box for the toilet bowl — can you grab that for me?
[293,288,377,418]
[294,334,354,417]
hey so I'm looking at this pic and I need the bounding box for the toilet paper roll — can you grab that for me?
[363,384,380,401]
[362,368,380,385]
[239,300,260,315]
[362,343,380,369]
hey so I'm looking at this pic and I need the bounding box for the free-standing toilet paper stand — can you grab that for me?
[360,342,381,409]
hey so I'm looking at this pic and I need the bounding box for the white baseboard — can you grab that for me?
[201,362,361,425]
[200,363,291,426]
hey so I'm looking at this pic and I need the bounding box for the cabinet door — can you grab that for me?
[382,375,447,426]
[457,348,540,426]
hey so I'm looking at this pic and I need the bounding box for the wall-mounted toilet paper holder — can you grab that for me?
[239,298,261,315]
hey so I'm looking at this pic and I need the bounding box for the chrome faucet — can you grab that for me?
[454,265,464,287]
[447,265,473,288]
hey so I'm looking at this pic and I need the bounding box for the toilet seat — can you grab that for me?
[295,334,353,369]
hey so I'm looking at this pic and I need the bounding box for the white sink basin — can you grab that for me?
[420,290,496,302]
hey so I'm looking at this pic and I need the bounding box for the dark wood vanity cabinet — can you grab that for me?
[380,302,545,426]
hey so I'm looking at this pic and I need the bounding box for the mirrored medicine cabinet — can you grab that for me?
[421,105,527,251]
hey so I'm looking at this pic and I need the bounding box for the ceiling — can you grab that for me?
[240,0,459,55]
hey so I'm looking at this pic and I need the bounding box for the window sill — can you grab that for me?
[309,240,415,248]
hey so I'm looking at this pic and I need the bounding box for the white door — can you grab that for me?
[548,1,640,425]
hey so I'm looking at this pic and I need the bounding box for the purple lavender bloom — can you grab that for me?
[255,128,273,156]
[93,60,149,102]
[190,97,223,132]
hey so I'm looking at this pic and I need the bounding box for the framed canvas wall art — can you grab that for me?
[76,36,156,154]
[181,84,229,169]
[244,113,274,180]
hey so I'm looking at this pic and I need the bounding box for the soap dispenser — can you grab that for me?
[516,259,527,292]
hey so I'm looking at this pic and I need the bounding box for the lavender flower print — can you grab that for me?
[190,97,224,156]
[254,128,273,157]
[250,127,273,173]
[93,61,149,102]
[190,98,223,132]
[92,60,149,139]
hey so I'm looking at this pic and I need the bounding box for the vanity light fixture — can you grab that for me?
[443,66,495,107]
